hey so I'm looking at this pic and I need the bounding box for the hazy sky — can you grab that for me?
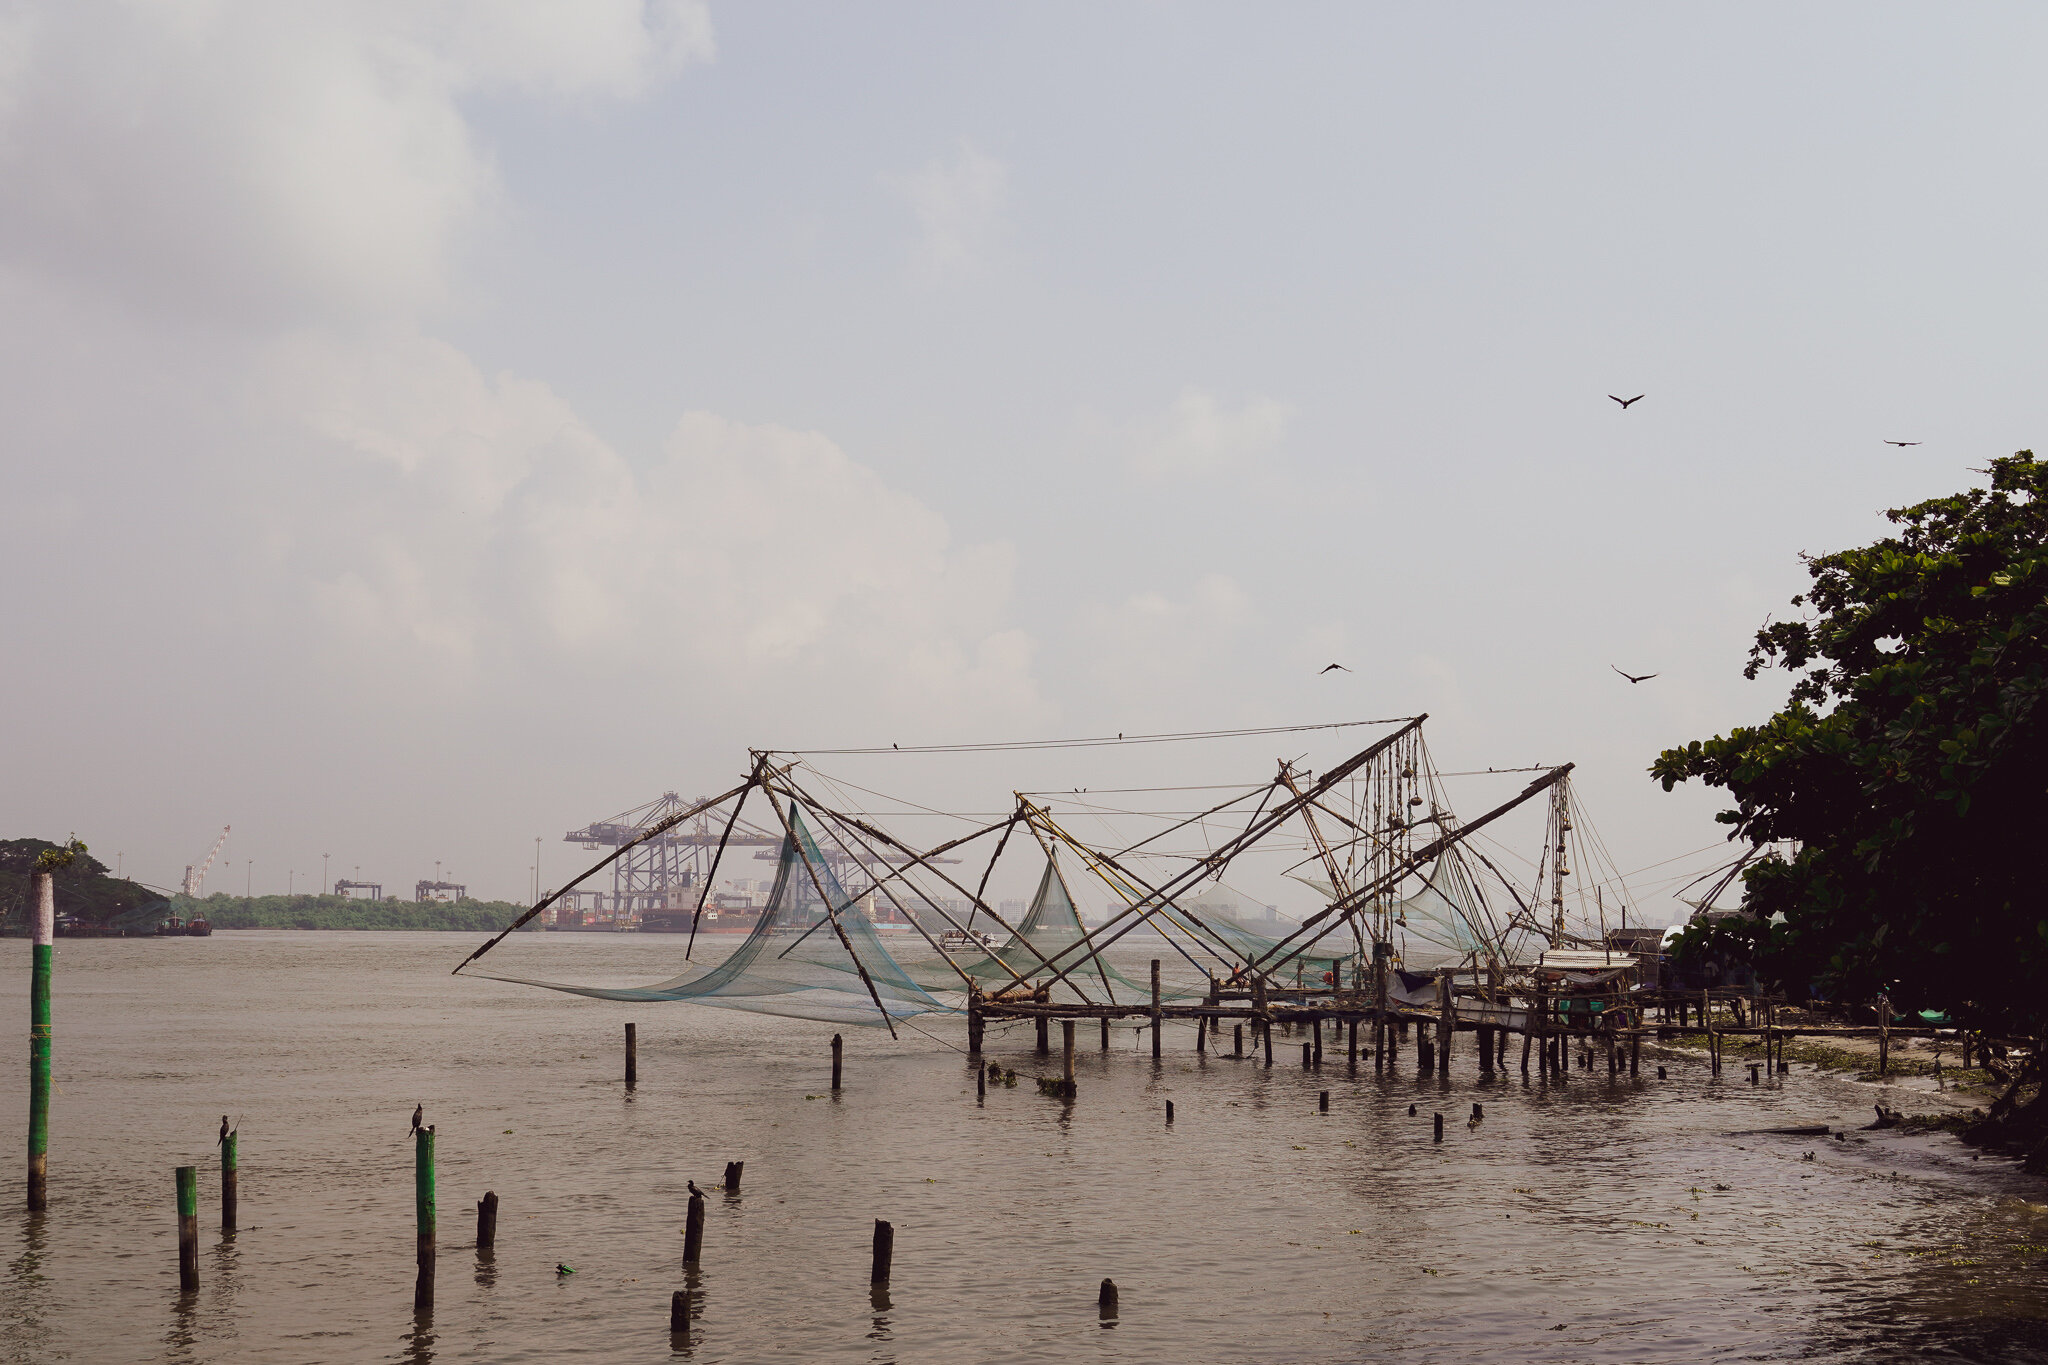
[5,3,2044,913]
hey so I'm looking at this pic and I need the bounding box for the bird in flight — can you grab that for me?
[1884,440,1921,447]
[1609,394,1644,409]
[1320,663,1350,674]
[1611,666,1658,684]
[409,1104,424,1138]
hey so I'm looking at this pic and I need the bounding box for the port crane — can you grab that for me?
[182,826,230,897]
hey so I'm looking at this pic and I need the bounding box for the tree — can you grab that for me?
[1653,453,2048,1155]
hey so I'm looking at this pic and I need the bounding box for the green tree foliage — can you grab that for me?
[1652,453,2048,1040]
[179,893,525,932]
[0,837,165,931]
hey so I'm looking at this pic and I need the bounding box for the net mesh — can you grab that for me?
[474,805,945,1025]
[910,856,1152,1004]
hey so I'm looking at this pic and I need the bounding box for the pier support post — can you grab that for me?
[1101,1016,1110,1051]
[1062,1020,1076,1097]
[1150,960,1162,1060]
[684,1189,705,1266]
[1233,1024,1243,1058]
[1036,1014,1050,1056]
[833,1033,844,1090]
[28,872,52,1212]
[1347,1018,1358,1066]
[625,1022,637,1089]
[414,1126,435,1311]
[670,1289,691,1340]
[476,1191,498,1249]
[176,1165,199,1292]
[1478,1025,1495,1074]
[870,1219,893,1284]
[967,995,984,1056]
[1441,978,1458,1080]
[1195,1015,1205,1054]
[723,1161,743,1193]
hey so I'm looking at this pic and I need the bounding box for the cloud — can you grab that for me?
[1079,573,1252,704]
[0,1,712,323]
[259,331,1045,729]
[894,139,1008,280]
[1130,387,1293,478]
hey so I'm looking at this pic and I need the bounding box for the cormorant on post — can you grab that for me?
[218,1115,230,1146]
[409,1104,424,1138]
[687,1180,704,1198]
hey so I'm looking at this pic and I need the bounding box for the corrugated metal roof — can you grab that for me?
[1537,949,1641,970]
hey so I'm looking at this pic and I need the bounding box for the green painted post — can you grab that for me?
[28,873,53,1211]
[414,1126,435,1311]
[176,1166,199,1290]
[221,1130,238,1232]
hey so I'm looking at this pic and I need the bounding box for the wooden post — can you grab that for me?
[625,1022,637,1089]
[1629,1028,1640,1078]
[476,1190,498,1249]
[1436,973,1453,1077]
[967,995,984,1057]
[414,1126,435,1311]
[1036,1014,1050,1055]
[1533,981,1549,1076]
[1432,1113,1443,1143]
[1520,1028,1531,1075]
[1319,1090,1330,1112]
[221,1129,238,1233]
[1301,1040,1312,1069]
[1150,960,1162,1060]
[1312,1016,1324,1067]
[1233,1024,1243,1058]
[1262,1019,1274,1067]
[1098,1278,1118,1317]
[723,1160,743,1193]
[670,1288,691,1338]
[870,1219,893,1284]
[175,1165,199,1291]
[1062,1019,1076,1096]
[1195,1015,1206,1054]
[1165,1100,1174,1124]
[832,1033,844,1090]
[1347,1018,1358,1066]
[1416,1021,1429,1073]
[1877,995,1890,1076]
[28,872,52,1212]
[1478,1024,1495,1074]
[1100,1016,1110,1051]
[977,1066,986,1100]
[683,1189,705,1265]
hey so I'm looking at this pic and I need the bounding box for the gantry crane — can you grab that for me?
[181,826,230,897]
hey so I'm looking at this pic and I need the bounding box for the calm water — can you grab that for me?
[2,931,2044,1364]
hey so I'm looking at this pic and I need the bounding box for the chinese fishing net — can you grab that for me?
[905,855,1158,1004]
[468,805,945,1026]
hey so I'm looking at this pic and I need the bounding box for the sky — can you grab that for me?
[4,2,2045,915]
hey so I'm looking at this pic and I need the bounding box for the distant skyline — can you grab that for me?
[6,4,2045,916]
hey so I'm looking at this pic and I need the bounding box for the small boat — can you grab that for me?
[155,915,185,936]
[940,928,1006,952]
[186,917,212,937]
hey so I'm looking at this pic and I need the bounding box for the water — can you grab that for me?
[3,932,2044,1364]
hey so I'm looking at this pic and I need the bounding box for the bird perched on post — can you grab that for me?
[1609,394,1644,409]
[687,1180,704,1198]
[1611,665,1657,684]
[218,1115,230,1146]
[409,1104,424,1138]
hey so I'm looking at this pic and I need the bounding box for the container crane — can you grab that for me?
[182,826,230,897]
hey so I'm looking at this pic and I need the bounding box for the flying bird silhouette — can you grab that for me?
[1320,663,1350,674]
[1609,394,1644,409]
[409,1104,423,1138]
[1884,440,1921,447]
[1611,666,1658,684]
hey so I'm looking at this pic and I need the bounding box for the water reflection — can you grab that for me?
[398,1307,434,1365]
[4,1212,51,1361]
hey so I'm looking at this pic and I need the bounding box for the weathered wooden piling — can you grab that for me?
[414,1125,435,1311]
[1347,1018,1359,1065]
[1301,1042,1312,1069]
[476,1190,497,1249]
[1432,1113,1443,1143]
[1062,1020,1076,1096]
[670,1288,691,1337]
[1100,1017,1110,1051]
[1748,1062,1761,1085]
[1262,1020,1274,1067]
[1195,1015,1205,1054]
[1150,960,1162,1060]
[1629,1030,1640,1077]
[625,1022,637,1088]
[684,1189,706,1265]
[976,1067,986,1100]
[1098,1277,1118,1316]
[1478,1024,1495,1074]
[1318,1090,1329,1113]
[1036,1014,1050,1055]
[1877,995,1890,1076]
[28,872,53,1212]
[1312,1016,1323,1067]
[1165,1100,1174,1124]
[1657,1066,1667,1079]
[1233,1024,1243,1058]
[832,1033,844,1090]
[175,1165,199,1291]
[1435,976,1453,1077]
[221,1128,238,1233]
[967,995,984,1056]
[723,1160,743,1193]
[870,1219,894,1283]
